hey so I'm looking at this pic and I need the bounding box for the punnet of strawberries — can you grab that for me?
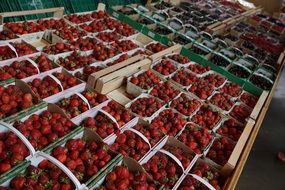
[207,137,235,166]
[81,90,108,107]
[102,101,134,127]
[37,18,68,30]
[188,63,211,75]
[150,81,180,103]
[177,123,213,154]
[0,85,35,119]
[167,54,189,65]
[0,160,76,190]
[55,26,87,41]
[219,82,242,97]
[81,112,120,139]
[202,73,226,88]
[179,161,224,190]
[143,152,183,188]
[130,70,161,90]
[171,69,198,87]
[56,94,90,119]
[13,111,75,150]
[146,42,166,53]
[28,76,62,99]
[229,104,252,123]
[163,144,195,169]
[74,65,104,82]
[170,93,201,116]
[111,40,138,53]
[191,106,222,130]
[111,130,150,161]
[210,93,235,111]
[133,124,165,147]
[0,45,17,61]
[0,131,30,174]
[99,165,158,190]
[52,72,79,90]
[240,92,258,108]
[43,42,75,55]
[57,51,95,71]
[65,13,93,24]
[12,42,37,57]
[51,138,114,183]
[150,109,186,137]
[5,21,44,34]
[189,79,215,100]
[130,96,163,118]
[153,59,178,76]
[69,37,99,51]
[217,118,245,141]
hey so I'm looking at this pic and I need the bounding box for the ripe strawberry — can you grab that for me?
[151,109,186,136]
[0,45,17,61]
[170,93,201,116]
[81,90,107,107]
[177,123,213,154]
[69,37,99,51]
[100,165,157,190]
[111,130,150,161]
[150,81,180,103]
[191,106,221,130]
[130,70,161,90]
[92,46,118,61]
[12,42,37,57]
[130,96,163,117]
[115,22,136,37]
[91,11,109,19]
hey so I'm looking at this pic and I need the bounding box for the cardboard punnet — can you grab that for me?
[46,127,121,189]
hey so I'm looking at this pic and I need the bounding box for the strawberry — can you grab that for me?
[167,54,189,65]
[111,40,138,53]
[150,81,180,103]
[240,92,258,108]
[55,26,87,40]
[220,82,242,97]
[153,59,178,76]
[171,69,198,87]
[210,92,235,111]
[146,43,166,53]
[229,104,251,123]
[188,63,211,74]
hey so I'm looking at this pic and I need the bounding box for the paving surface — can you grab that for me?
[237,67,285,190]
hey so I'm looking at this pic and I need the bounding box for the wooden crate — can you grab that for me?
[88,55,152,94]
[0,7,64,24]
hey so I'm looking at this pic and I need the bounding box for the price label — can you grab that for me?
[112,12,119,18]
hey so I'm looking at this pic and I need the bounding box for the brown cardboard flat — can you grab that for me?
[107,87,132,106]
